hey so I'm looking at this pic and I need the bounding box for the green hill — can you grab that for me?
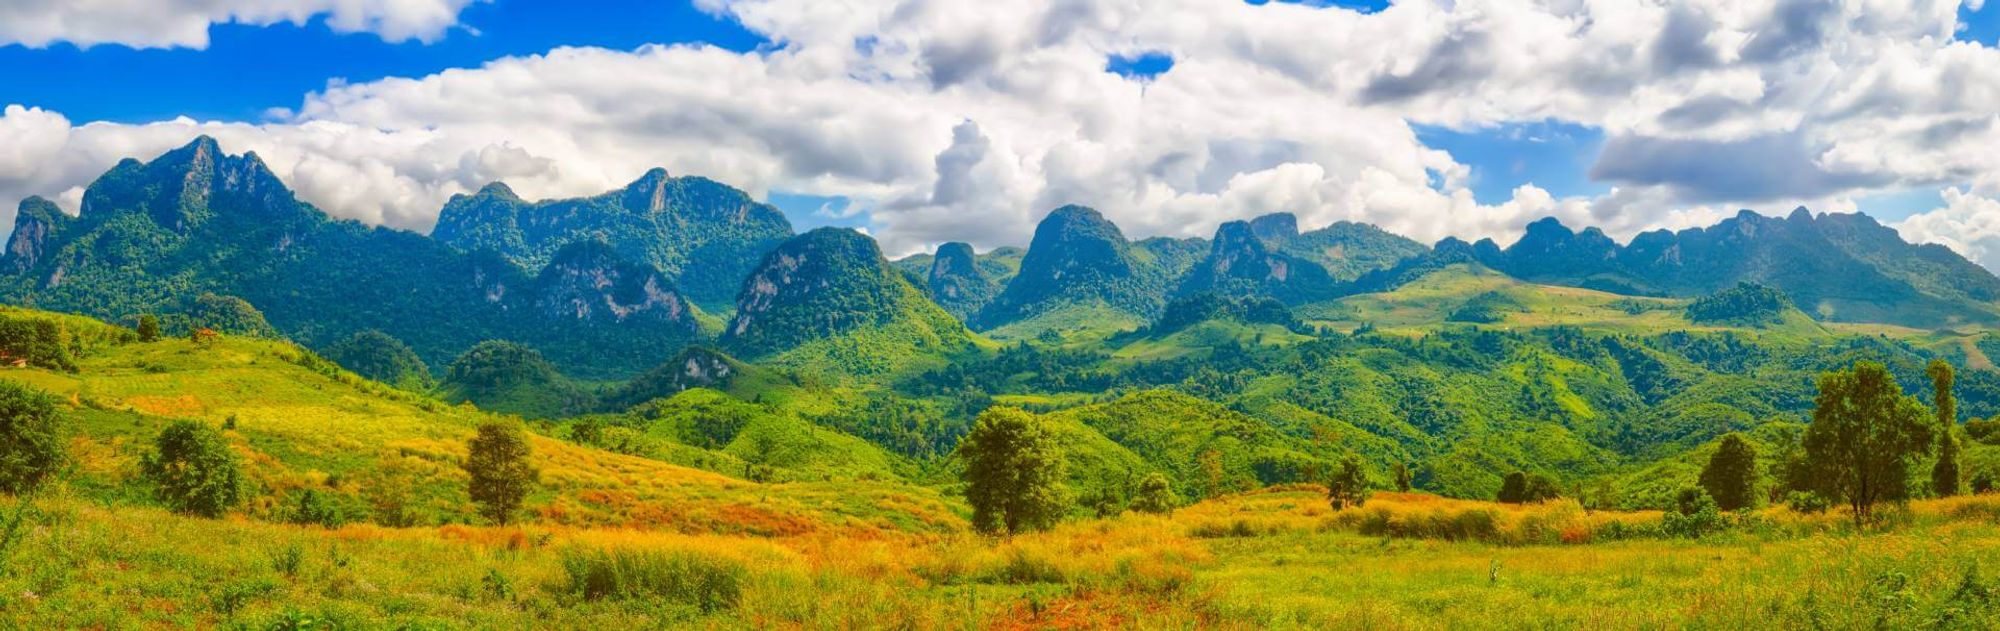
[723,228,978,378]
[0,310,961,535]
[975,206,1173,336]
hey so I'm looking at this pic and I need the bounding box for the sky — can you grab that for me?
[2,0,2000,268]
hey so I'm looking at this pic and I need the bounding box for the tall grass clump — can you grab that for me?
[557,547,747,614]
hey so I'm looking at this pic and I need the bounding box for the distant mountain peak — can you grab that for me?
[1248,213,1300,241]
[976,205,1165,328]
[1176,219,1336,304]
[434,166,793,307]
[474,181,519,199]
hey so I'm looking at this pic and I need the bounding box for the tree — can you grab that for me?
[1929,359,1962,497]
[464,420,538,525]
[1804,361,1935,526]
[136,314,161,342]
[1392,462,1413,492]
[0,381,68,495]
[1326,455,1371,510]
[1496,471,1560,504]
[1497,471,1528,503]
[958,407,1068,535]
[1130,472,1178,514]
[1698,433,1759,511]
[142,420,244,517]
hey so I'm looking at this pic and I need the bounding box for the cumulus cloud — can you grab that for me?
[0,0,481,49]
[3,0,2000,261]
[1895,188,2000,271]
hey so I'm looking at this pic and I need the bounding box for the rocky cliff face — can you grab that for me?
[5,197,71,275]
[532,240,699,331]
[1176,220,1337,304]
[924,241,998,320]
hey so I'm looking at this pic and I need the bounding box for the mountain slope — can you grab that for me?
[0,311,961,535]
[1472,210,2000,327]
[723,228,976,377]
[0,137,700,378]
[917,241,1000,320]
[975,206,1173,337]
[1176,220,1338,304]
[433,169,794,308]
[1250,213,1429,281]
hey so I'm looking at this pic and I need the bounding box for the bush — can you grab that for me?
[0,381,68,494]
[287,488,347,528]
[1663,487,1726,538]
[135,314,161,342]
[1130,472,1178,514]
[1788,491,1833,513]
[557,547,746,613]
[142,420,244,517]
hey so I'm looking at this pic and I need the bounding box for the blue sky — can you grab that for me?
[0,1,764,124]
[2,0,1998,259]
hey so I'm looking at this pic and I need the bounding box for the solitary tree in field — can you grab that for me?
[464,420,538,525]
[1326,455,1371,510]
[958,407,1068,535]
[1392,462,1413,492]
[135,314,161,342]
[1928,359,1962,497]
[143,420,244,517]
[0,381,68,495]
[1804,361,1935,525]
[1131,472,1178,514]
[1698,433,1759,511]
[1497,471,1528,503]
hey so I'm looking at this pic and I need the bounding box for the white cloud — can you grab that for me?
[0,0,481,49]
[1895,188,2000,271]
[3,0,2000,261]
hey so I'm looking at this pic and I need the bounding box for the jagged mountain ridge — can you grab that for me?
[0,137,700,378]
[434,168,794,308]
[1466,209,2000,327]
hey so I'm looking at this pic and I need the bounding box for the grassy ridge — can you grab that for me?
[3,333,962,537]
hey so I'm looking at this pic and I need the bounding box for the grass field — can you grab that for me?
[6,487,1999,629]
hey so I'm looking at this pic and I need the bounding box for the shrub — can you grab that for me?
[1130,472,1178,514]
[1325,455,1370,510]
[1497,471,1561,504]
[1787,491,1832,514]
[287,488,346,528]
[557,547,745,613]
[1663,487,1726,538]
[135,314,161,342]
[0,381,68,495]
[142,420,244,517]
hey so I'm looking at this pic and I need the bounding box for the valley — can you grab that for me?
[2,139,1999,628]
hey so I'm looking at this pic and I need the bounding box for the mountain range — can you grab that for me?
[5,137,1999,384]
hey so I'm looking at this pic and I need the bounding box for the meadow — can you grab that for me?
[5,305,2000,629]
[6,487,2000,629]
